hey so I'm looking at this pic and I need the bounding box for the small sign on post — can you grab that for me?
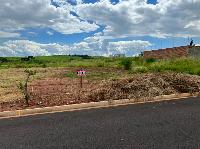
[77,69,86,88]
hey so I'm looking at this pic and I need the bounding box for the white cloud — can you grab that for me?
[0,38,152,57]
[76,0,200,38]
[76,0,83,4]
[28,32,38,36]
[0,31,21,38]
[107,40,152,56]
[47,31,54,36]
[0,40,71,57]
[3,0,200,56]
[1,0,200,39]
[0,0,99,37]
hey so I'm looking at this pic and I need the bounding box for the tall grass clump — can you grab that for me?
[119,58,133,70]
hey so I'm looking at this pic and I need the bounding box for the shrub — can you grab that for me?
[146,58,157,63]
[120,58,132,70]
[0,57,8,63]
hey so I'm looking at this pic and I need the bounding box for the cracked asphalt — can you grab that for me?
[1,97,200,149]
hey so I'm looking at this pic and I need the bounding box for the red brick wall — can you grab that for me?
[143,46,188,59]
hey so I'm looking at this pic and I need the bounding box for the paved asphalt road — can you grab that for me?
[1,97,200,149]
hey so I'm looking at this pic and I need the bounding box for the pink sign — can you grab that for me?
[77,69,86,76]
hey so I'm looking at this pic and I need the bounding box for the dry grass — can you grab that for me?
[0,68,25,102]
[0,68,64,103]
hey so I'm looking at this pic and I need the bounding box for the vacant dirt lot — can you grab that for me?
[0,68,200,112]
[0,67,126,111]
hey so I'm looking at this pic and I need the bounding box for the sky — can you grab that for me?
[0,0,200,57]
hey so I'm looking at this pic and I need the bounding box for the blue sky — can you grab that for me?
[0,0,200,56]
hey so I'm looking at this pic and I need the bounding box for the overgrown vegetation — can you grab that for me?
[146,58,200,75]
[0,55,200,76]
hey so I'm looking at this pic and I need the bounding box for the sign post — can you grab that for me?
[77,69,86,88]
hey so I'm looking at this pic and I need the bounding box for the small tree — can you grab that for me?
[18,69,36,106]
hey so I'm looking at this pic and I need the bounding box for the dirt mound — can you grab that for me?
[87,73,200,101]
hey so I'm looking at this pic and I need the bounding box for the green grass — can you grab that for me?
[0,56,131,68]
[1,56,200,76]
[145,58,200,75]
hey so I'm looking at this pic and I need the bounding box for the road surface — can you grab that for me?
[1,97,200,149]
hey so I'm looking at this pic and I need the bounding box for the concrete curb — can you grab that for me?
[0,93,199,119]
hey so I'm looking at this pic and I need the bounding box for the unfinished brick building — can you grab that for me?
[143,46,200,59]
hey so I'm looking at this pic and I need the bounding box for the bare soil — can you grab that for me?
[0,72,200,112]
[0,77,101,112]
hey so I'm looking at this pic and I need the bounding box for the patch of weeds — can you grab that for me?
[131,66,148,73]
[97,62,105,67]
[64,71,77,79]
[119,58,132,70]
